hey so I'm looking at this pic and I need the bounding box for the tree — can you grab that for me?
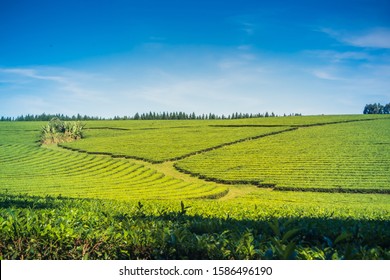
[384,103,390,114]
[363,103,388,114]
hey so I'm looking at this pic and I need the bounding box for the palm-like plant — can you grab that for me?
[41,118,85,144]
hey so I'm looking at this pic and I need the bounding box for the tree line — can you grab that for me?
[363,103,390,114]
[0,113,103,122]
[0,112,302,121]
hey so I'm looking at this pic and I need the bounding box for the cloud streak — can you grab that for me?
[312,69,346,81]
[0,67,107,101]
[0,67,113,117]
[230,15,258,36]
[0,68,66,83]
[321,27,390,49]
[343,28,390,49]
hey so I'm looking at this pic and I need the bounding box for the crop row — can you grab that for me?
[60,126,289,162]
[60,116,389,163]
[81,114,390,129]
[175,119,390,193]
[0,144,228,200]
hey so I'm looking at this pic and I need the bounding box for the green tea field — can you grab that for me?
[0,115,389,259]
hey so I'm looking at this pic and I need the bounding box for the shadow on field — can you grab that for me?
[0,192,90,210]
[110,203,390,260]
[0,193,389,260]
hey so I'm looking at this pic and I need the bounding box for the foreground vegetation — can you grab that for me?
[0,114,389,259]
[1,194,388,260]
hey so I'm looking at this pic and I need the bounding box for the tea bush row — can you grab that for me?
[0,194,388,260]
[176,119,390,192]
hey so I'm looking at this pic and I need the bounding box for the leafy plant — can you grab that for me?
[41,118,85,144]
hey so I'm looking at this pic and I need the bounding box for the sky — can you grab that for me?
[1,0,390,118]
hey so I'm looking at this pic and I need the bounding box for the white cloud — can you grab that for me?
[311,68,347,81]
[304,50,373,63]
[0,67,108,101]
[230,15,257,36]
[343,28,390,49]
[321,27,390,49]
[0,68,65,83]
[312,70,340,81]
[0,67,113,117]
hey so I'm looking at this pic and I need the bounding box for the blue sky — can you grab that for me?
[1,0,390,117]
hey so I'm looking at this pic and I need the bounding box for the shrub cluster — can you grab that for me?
[41,118,85,144]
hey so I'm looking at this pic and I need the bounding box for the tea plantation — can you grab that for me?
[0,115,389,259]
